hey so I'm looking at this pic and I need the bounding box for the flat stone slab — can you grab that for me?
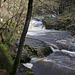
[25,37,48,51]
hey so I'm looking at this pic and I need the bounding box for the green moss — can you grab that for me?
[4,32,12,42]
[0,43,8,51]
[37,47,52,57]
[0,43,13,73]
[23,45,37,57]
[22,66,34,75]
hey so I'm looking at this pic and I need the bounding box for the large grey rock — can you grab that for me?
[56,39,75,51]
[24,37,53,57]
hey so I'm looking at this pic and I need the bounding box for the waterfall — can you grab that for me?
[29,18,45,30]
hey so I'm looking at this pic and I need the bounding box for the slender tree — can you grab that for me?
[11,0,33,75]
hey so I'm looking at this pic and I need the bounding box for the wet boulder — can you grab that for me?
[56,39,75,51]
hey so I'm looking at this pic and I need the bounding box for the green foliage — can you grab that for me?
[0,43,13,73]
[4,32,12,42]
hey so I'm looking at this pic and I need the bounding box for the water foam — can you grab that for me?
[23,63,33,69]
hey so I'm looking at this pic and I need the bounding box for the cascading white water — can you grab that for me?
[29,18,45,30]
[27,15,58,36]
[27,18,46,36]
[27,16,58,36]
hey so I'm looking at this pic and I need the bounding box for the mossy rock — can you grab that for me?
[22,66,34,75]
[23,38,53,57]
[37,47,52,57]
[23,45,37,57]
[20,53,31,63]
[16,64,34,75]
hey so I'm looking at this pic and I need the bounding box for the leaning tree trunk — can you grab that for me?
[11,0,33,75]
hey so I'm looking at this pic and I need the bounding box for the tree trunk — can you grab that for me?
[11,0,33,75]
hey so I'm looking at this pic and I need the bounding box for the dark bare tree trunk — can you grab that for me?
[11,0,33,75]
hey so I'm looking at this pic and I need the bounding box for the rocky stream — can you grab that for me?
[18,16,75,75]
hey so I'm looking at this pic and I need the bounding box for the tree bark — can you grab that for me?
[11,0,33,75]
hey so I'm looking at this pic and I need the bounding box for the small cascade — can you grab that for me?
[29,19,45,30]
[27,18,46,36]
